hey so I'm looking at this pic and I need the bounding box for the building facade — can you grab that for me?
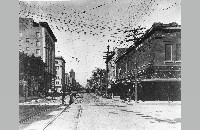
[65,73,70,91]
[19,17,57,94]
[113,22,181,101]
[69,69,76,88]
[107,48,127,84]
[55,56,66,93]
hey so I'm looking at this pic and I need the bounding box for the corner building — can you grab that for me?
[114,22,181,101]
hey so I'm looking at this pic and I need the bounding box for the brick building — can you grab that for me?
[113,22,181,101]
[19,17,57,94]
[55,56,66,93]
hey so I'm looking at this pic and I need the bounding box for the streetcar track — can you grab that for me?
[19,105,61,124]
[42,105,69,130]
[42,94,84,130]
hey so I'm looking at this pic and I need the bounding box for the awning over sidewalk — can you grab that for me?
[141,78,181,82]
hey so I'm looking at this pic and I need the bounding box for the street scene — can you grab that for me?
[19,0,181,130]
[19,93,181,130]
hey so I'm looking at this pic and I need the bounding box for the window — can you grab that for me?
[36,49,40,55]
[26,38,29,42]
[176,44,181,61]
[26,47,29,51]
[36,32,40,37]
[165,44,172,61]
[19,32,22,37]
[19,40,22,46]
[57,76,59,79]
[55,61,58,64]
[36,41,40,46]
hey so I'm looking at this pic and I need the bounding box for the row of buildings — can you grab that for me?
[19,17,78,96]
[106,22,181,101]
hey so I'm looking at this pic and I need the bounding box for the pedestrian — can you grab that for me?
[69,92,73,105]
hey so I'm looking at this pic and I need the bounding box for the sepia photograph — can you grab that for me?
[19,0,181,129]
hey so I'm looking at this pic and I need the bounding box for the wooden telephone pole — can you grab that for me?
[103,45,112,97]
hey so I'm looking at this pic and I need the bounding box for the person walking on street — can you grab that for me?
[69,92,73,105]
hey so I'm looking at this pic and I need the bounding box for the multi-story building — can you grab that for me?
[106,48,127,84]
[19,17,57,94]
[55,56,66,93]
[65,73,70,91]
[114,22,181,101]
[69,69,76,87]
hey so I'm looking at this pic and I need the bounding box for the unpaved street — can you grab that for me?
[44,93,181,130]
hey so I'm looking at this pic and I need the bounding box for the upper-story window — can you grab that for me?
[36,32,40,37]
[26,38,29,42]
[55,61,58,64]
[26,47,29,51]
[36,41,40,46]
[19,40,22,45]
[176,44,181,61]
[56,66,59,70]
[19,32,22,37]
[36,49,40,55]
[165,44,172,61]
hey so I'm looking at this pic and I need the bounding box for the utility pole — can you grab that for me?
[103,45,111,97]
[134,60,138,104]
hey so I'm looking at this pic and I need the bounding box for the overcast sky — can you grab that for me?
[19,0,181,86]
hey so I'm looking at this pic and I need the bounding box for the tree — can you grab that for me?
[19,51,46,99]
[89,68,107,94]
[121,26,146,103]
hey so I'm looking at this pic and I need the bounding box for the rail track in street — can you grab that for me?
[19,105,61,124]
[42,93,85,130]
[42,105,69,130]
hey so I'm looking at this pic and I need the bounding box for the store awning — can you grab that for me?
[141,78,181,82]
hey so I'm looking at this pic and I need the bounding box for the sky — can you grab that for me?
[19,0,181,86]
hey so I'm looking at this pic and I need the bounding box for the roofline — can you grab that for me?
[105,51,115,63]
[39,22,57,42]
[115,22,181,63]
[55,56,66,63]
